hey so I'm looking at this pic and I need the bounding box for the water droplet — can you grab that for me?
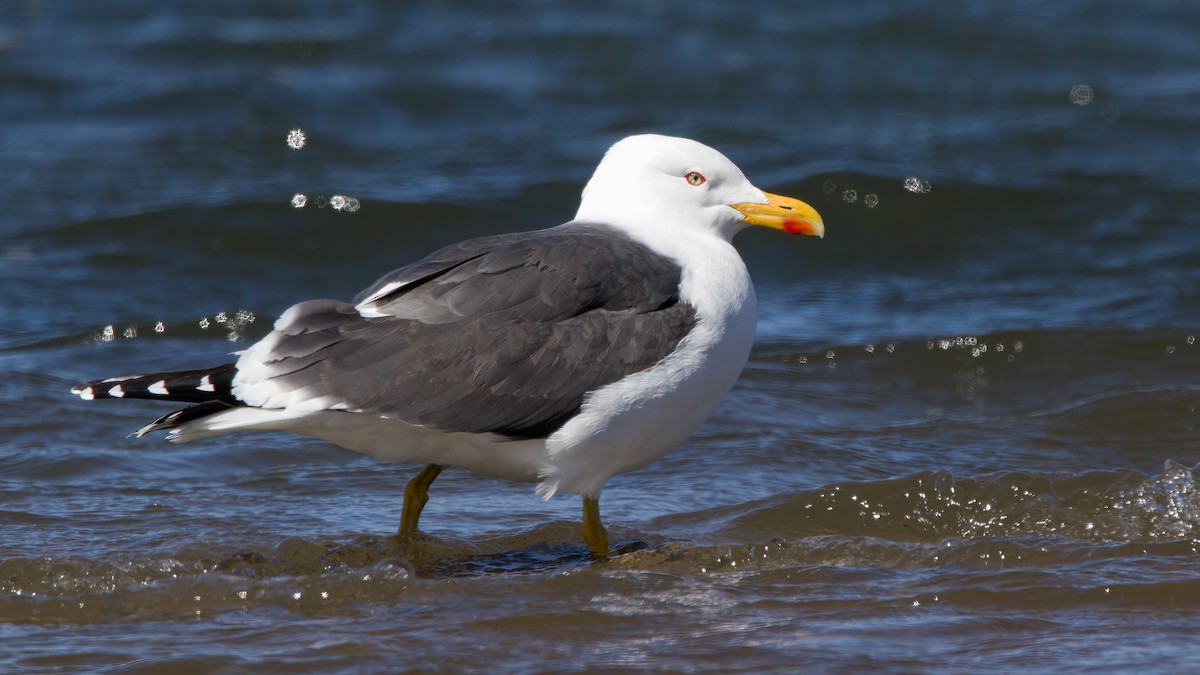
[842,189,858,204]
[863,193,879,208]
[372,557,414,581]
[322,195,360,213]
[199,317,211,329]
[903,177,932,194]
[291,193,308,208]
[821,179,838,195]
[1069,84,1094,106]
[154,321,165,333]
[286,128,306,149]
[222,309,258,342]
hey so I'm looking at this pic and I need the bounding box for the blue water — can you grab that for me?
[2,1,1199,672]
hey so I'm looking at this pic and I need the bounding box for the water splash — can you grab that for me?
[751,463,1200,550]
[1117,460,1200,541]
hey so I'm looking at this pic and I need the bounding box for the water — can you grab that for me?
[3,1,1199,671]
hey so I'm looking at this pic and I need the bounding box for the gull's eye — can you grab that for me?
[684,171,706,186]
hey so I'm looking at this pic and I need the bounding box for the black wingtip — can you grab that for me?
[71,364,238,404]
[132,400,237,437]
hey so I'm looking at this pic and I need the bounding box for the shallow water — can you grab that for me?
[3,1,1199,672]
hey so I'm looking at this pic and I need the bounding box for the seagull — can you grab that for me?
[71,134,824,556]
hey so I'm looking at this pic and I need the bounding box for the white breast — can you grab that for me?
[537,227,757,498]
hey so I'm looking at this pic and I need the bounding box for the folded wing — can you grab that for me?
[232,223,698,439]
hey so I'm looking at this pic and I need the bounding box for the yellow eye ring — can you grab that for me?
[684,171,706,186]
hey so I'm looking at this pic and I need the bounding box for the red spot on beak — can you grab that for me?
[781,219,810,235]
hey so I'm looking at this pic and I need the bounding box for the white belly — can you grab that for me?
[166,404,548,482]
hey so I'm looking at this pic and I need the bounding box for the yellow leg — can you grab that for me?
[582,494,612,556]
[398,464,443,536]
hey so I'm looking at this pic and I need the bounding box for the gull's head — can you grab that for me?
[575,134,824,242]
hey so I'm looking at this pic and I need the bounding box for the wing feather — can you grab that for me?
[233,223,696,438]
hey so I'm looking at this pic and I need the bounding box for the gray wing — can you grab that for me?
[238,223,697,439]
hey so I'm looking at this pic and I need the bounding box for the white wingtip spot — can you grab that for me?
[197,374,215,392]
[75,386,95,400]
[148,380,169,396]
[108,384,125,398]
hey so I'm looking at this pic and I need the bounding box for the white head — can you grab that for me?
[575,134,823,242]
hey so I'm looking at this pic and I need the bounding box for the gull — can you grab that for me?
[72,134,824,555]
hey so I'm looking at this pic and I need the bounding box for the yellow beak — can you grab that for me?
[731,192,825,238]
